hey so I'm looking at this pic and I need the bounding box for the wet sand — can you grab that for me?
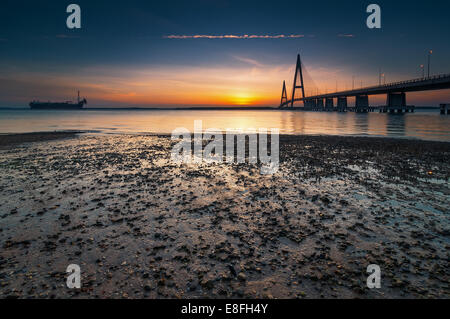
[0,133,449,299]
[0,132,81,150]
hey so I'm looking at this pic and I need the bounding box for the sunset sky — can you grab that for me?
[0,0,449,107]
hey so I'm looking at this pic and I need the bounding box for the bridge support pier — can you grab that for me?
[337,97,347,112]
[303,99,309,109]
[325,98,334,111]
[355,95,369,113]
[304,99,315,109]
[316,98,324,110]
[441,104,450,115]
[383,92,414,114]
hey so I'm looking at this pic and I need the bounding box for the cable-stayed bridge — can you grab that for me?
[279,54,450,113]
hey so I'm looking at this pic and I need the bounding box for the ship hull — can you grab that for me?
[29,102,85,110]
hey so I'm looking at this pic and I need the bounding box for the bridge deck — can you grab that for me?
[280,73,450,108]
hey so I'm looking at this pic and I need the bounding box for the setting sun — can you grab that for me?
[229,92,256,105]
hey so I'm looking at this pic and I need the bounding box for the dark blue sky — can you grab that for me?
[1,0,449,106]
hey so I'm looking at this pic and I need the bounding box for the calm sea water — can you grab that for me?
[0,109,449,142]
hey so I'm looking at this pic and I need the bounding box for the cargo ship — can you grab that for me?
[30,91,87,110]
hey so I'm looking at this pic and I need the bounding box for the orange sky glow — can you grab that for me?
[2,60,449,107]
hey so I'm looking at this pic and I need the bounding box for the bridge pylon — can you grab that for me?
[280,80,288,107]
[291,54,306,107]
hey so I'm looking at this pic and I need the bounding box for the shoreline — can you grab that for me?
[0,131,83,149]
[0,131,450,149]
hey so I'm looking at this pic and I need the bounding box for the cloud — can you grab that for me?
[163,34,305,39]
[232,56,264,67]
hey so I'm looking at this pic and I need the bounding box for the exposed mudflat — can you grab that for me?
[0,133,449,299]
[0,131,81,150]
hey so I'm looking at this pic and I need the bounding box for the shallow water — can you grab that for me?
[0,109,450,142]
